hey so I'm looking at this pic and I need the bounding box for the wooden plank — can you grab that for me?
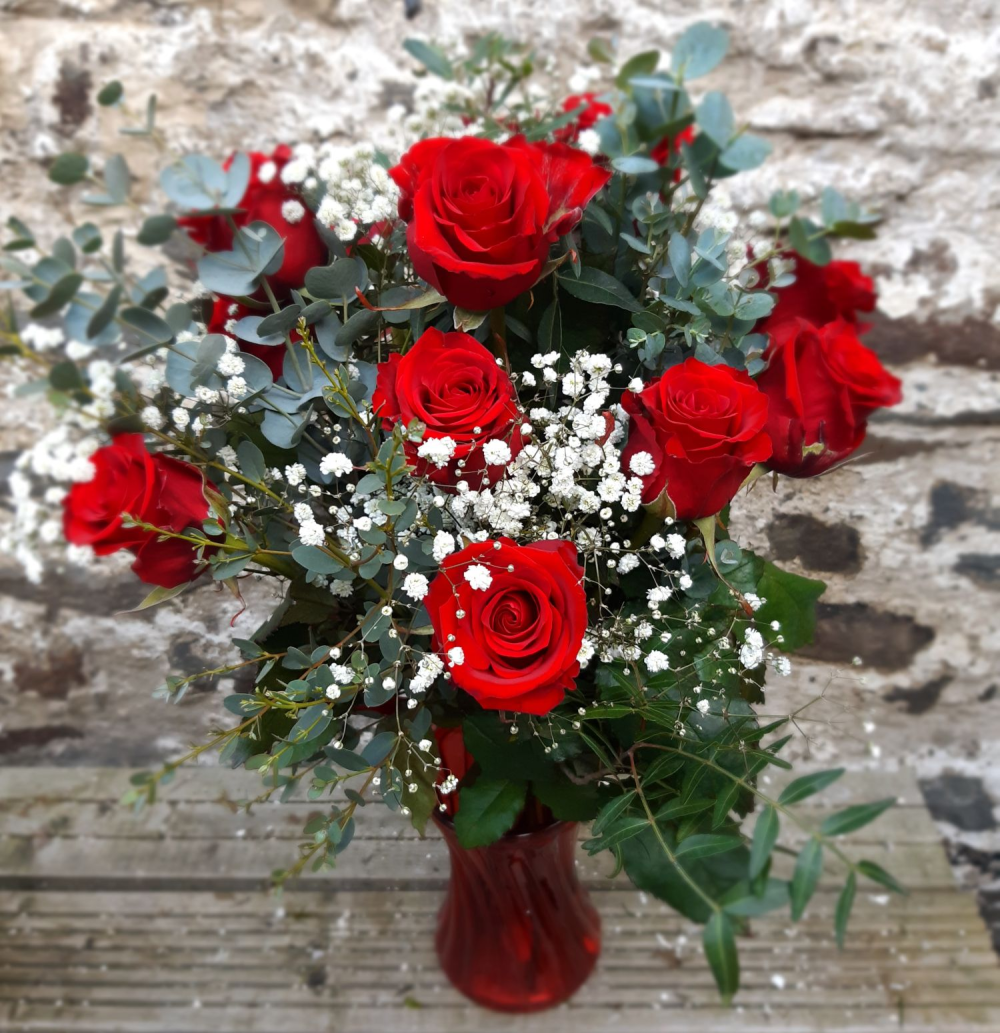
[0,887,985,920]
[6,1003,1000,1033]
[0,766,926,805]
[0,768,994,1032]
[0,797,946,843]
[0,834,957,889]
[4,978,1000,1008]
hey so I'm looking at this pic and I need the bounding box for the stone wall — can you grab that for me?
[1,0,998,929]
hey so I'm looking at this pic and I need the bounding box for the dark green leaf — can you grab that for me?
[790,838,823,920]
[86,285,123,339]
[654,797,713,822]
[258,304,303,338]
[30,272,82,318]
[788,217,832,266]
[829,219,878,241]
[778,767,844,806]
[453,778,526,848]
[557,267,642,312]
[756,562,825,651]
[703,911,739,1003]
[584,815,650,852]
[722,878,789,917]
[137,214,177,246]
[304,257,367,302]
[674,833,742,860]
[592,790,638,835]
[615,49,660,90]
[361,730,397,765]
[856,859,906,896]
[223,693,266,717]
[97,80,124,106]
[537,300,562,353]
[49,360,84,391]
[48,153,89,186]
[835,871,856,949]
[286,708,331,744]
[531,777,607,822]
[587,37,615,63]
[820,798,896,838]
[72,223,102,254]
[749,805,779,880]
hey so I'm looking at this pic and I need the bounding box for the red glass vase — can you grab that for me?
[433,814,602,1012]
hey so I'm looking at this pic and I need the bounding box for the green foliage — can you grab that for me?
[671,22,729,79]
[48,153,89,186]
[756,563,826,650]
[454,778,527,848]
[703,911,739,1004]
[0,37,901,1007]
[97,80,124,106]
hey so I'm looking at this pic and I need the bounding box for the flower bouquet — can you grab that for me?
[1,24,905,1010]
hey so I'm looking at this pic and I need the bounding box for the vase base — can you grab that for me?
[437,930,600,1014]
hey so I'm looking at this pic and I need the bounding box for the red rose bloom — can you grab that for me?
[621,358,772,520]
[756,319,902,477]
[424,538,588,715]
[179,146,326,296]
[758,252,876,334]
[556,92,613,142]
[373,327,523,489]
[389,135,611,311]
[651,125,695,181]
[63,435,213,588]
[207,297,287,381]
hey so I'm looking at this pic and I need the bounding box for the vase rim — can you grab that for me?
[432,809,573,841]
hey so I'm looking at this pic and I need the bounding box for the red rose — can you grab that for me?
[756,319,902,477]
[63,435,213,588]
[758,252,876,334]
[389,135,610,311]
[621,358,772,519]
[373,327,524,489]
[424,538,588,715]
[207,297,287,380]
[556,92,613,142]
[651,125,695,181]
[179,146,327,296]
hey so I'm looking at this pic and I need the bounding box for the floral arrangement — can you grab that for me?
[0,26,905,1002]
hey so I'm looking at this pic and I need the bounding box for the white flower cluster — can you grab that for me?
[300,142,401,243]
[446,350,643,539]
[0,422,101,582]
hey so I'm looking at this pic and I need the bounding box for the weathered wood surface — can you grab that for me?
[0,768,996,1032]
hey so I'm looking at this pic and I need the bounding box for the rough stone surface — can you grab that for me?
[0,0,998,934]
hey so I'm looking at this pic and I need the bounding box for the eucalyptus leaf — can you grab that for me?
[48,153,89,186]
